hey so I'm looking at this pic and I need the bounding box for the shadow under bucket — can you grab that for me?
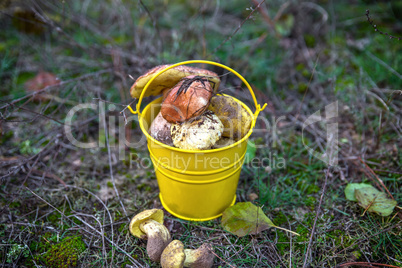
[131,60,267,221]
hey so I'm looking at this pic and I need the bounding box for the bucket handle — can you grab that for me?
[127,60,267,121]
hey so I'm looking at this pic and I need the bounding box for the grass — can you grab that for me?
[0,0,401,267]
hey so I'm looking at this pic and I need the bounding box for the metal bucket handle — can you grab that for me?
[127,60,267,126]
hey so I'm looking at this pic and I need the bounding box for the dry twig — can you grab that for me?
[366,9,401,40]
[213,0,266,54]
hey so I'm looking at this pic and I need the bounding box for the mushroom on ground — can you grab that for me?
[170,111,223,150]
[183,243,215,268]
[129,209,171,262]
[161,242,215,268]
[149,111,173,146]
[130,65,220,99]
[161,240,186,268]
[161,75,214,123]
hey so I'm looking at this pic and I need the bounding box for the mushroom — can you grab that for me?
[129,209,172,262]
[149,111,173,146]
[161,75,214,123]
[212,137,235,149]
[208,95,252,139]
[183,243,215,268]
[161,240,186,268]
[161,242,215,268]
[170,111,223,150]
[130,65,220,99]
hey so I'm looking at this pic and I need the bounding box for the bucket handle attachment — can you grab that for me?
[127,60,267,121]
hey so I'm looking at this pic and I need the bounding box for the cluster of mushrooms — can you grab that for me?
[129,209,214,267]
[130,64,252,150]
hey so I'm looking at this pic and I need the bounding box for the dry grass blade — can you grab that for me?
[334,222,402,256]
[98,96,128,218]
[338,262,401,268]
[359,157,395,200]
[25,187,144,267]
[28,169,67,187]
[302,168,330,268]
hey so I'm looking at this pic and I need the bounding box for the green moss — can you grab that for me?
[304,196,317,209]
[276,231,289,256]
[0,130,13,144]
[118,223,128,234]
[351,250,361,259]
[47,212,61,225]
[304,34,316,47]
[9,201,21,208]
[296,177,320,194]
[41,236,86,268]
[0,224,5,238]
[298,83,308,93]
[136,183,151,192]
[273,211,291,226]
[107,181,113,188]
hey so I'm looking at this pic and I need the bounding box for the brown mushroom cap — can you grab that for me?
[130,65,220,99]
[161,75,214,123]
[183,243,215,268]
[129,209,164,239]
[161,240,186,268]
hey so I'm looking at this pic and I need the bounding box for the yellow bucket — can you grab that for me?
[128,60,267,221]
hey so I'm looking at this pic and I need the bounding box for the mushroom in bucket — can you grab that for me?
[130,64,254,150]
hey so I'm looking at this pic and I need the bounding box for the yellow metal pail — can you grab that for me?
[129,60,267,221]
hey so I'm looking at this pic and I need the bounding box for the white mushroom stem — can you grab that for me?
[139,219,172,262]
[183,243,214,268]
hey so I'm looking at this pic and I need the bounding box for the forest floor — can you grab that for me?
[0,0,401,267]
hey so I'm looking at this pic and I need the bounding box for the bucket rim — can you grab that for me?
[139,94,255,153]
[129,60,267,117]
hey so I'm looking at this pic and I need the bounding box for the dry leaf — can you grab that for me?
[355,187,397,217]
[221,202,299,237]
[221,202,274,237]
[344,183,374,201]
[24,71,61,101]
[25,71,60,92]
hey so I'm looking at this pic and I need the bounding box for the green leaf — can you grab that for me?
[244,141,256,164]
[355,188,397,217]
[344,183,374,201]
[221,202,274,237]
